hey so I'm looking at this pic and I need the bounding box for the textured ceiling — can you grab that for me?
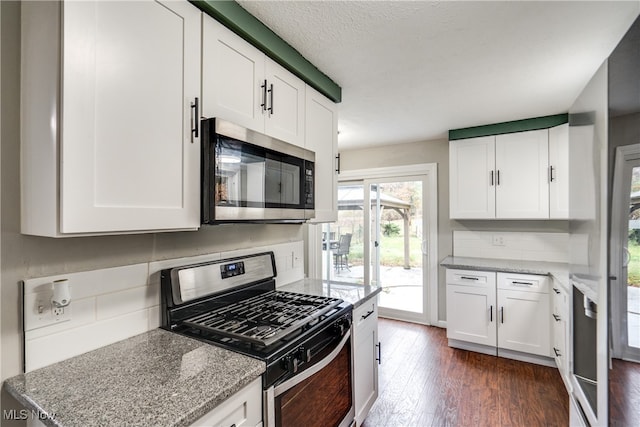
[236,1,640,150]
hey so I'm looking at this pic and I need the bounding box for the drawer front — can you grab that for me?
[497,272,550,293]
[354,298,378,333]
[446,269,496,288]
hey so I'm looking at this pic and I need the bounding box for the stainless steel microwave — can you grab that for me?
[201,118,315,224]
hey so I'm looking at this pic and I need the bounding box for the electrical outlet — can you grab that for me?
[24,290,72,331]
[492,235,506,246]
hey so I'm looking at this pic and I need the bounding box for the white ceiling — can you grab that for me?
[236,1,639,150]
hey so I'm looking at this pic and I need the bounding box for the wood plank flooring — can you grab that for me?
[362,318,568,427]
[610,358,640,427]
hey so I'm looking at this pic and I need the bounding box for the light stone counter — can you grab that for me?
[3,329,265,427]
[279,278,382,308]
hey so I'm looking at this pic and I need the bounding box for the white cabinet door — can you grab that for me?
[265,59,306,147]
[495,129,549,219]
[202,16,264,131]
[305,86,338,223]
[446,269,497,346]
[449,136,496,219]
[353,300,379,426]
[22,0,202,236]
[497,289,551,356]
[549,123,569,219]
[552,282,570,381]
[446,284,497,346]
[202,15,305,147]
[59,0,201,233]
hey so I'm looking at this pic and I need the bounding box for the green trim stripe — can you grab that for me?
[449,113,569,140]
[191,0,342,103]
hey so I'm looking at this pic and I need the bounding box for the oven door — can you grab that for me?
[265,332,354,427]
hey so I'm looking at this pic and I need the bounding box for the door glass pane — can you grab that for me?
[373,180,424,314]
[627,166,640,349]
[322,184,364,284]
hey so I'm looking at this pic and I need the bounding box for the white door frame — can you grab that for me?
[338,164,438,326]
[610,143,640,361]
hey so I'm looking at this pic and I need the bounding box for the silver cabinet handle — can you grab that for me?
[500,306,504,324]
[460,276,479,281]
[553,347,561,357]
[490,170,494,186]
[489,305,493,322]
[553,288,561,294]
[375,342,381,364]
[496,170,500,185]
[511,281,533,286]
[549,165,555,182]
[553,314,561,322]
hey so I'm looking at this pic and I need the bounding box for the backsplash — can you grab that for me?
[23,241,304,372]
[453,230,569,262]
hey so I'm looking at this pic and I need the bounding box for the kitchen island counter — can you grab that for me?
[3,328,266,427]
[279,278,382,308]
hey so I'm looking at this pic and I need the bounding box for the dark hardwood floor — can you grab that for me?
[610,358,640,427]
[362,318,568,427]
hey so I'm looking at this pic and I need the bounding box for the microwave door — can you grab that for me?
[280,162,301,206]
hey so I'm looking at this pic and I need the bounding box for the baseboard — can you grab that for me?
[448,339,557,367]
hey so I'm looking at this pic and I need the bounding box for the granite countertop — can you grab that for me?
[280,278,382,308]
[3,329,266,427]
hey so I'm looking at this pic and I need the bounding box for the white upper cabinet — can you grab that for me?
[305,86,338,223]
[201,16,264,132]
[21,0,201,236]
[549,123,569,219]
[449,126,566,220]
[202,16,305,147]
[495,129,549,219]
[449,136,496,219]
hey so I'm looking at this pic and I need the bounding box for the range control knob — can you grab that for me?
[282,355,299,374]
[332,317,351,336]
[297,346,311,363]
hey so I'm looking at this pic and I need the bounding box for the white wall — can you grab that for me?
[339,138,569,322]
[0,1,302,418]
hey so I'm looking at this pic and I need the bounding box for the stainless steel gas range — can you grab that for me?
[160,252,355,427]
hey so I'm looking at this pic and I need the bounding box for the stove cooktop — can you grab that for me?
[181,290,342,346]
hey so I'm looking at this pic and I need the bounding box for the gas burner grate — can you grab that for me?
[182,291,342,346]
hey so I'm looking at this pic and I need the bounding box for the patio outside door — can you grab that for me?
[611,147,640,363]
[365,177,428,323]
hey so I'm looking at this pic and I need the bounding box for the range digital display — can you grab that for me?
[220,261,245,279]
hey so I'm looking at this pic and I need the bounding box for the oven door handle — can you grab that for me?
[273,330,350,397]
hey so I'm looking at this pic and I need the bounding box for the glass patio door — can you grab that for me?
[611,149,640,363]
[364,177,428,323]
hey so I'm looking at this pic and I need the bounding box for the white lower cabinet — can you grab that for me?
[446,269,552,362]
[190,378,263,427]
[551,280,572,390]
[352,299,379,426]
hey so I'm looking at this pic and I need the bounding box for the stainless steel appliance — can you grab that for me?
[160,252,354,427]
[201,118,315,224]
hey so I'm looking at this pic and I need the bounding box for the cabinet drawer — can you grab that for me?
[354,299,378,333]
[497,272,550,293]
[190,378,262,427]
[446,269,496,288]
